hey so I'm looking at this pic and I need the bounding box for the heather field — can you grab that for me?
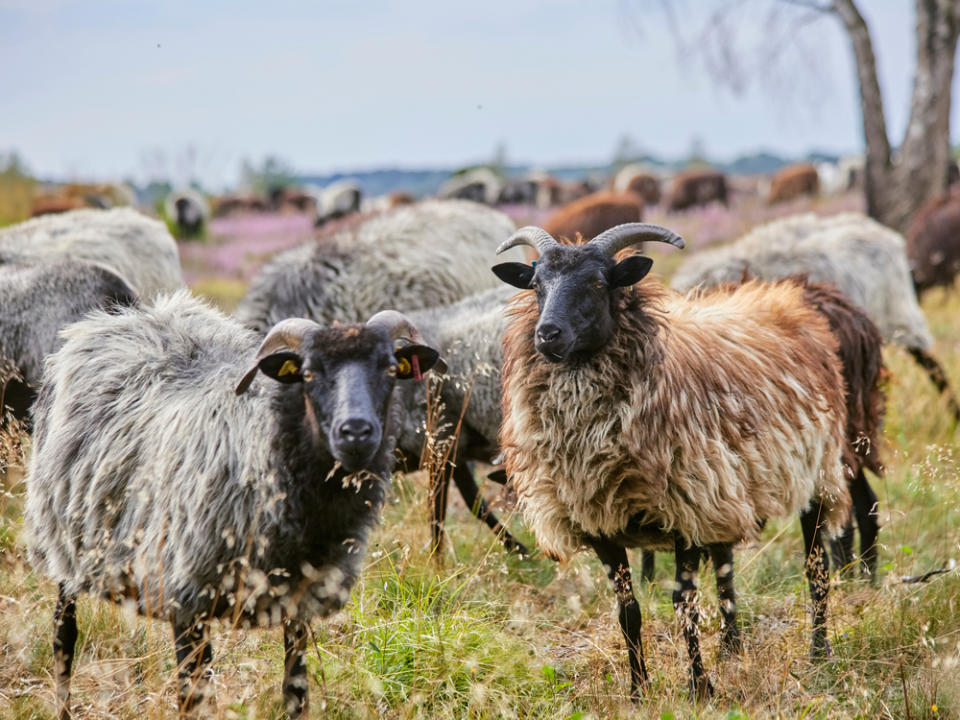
[2,194,960,719]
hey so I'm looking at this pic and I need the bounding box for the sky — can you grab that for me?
[0,0,952,189]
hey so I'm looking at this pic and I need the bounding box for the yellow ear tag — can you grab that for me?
[277,359,300,377]
[397,357,412,377]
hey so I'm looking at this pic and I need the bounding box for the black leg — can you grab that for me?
[830,517,857,577]
[53,584,78,720]
[908,346,960,423]
[428,467,450,556]
[589,536,647,700]
[640,550,655,583]
[173,620,213,717]
[283,619,309,718]
[800,506,832,658]
[451,462,529,556]
[707,543,741,657]
[674,536,713,701]
[852,469,880,579]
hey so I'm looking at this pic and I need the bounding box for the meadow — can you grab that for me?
[1,192,959,719]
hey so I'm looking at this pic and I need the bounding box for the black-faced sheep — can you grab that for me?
[0,258,138,429]
[0,208,185,300]
[907,190,960,295]
[25,293,441,718]
[235,200,528,553]
[671,212,960,421]
[492,224,851,700]
[314,180,362,226]
[164,188,211,239]
[612,164,662,206]
[438,168,503,206]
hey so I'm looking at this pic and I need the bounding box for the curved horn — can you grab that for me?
[590,223,685,258]
[496,226,559,256]
[235,317,319,395]
[366,310,426,345]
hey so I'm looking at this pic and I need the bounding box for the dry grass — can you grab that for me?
[1,196,959,718]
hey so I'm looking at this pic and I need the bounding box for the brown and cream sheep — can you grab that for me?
[667,169,728,211]
[768,163,820,204]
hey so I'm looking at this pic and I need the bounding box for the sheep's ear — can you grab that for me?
[394,344,443,380]
[235,351,304,394]
[610,255,653,287]
[492,262,535,289]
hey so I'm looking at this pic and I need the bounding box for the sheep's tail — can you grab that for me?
[908,346,960,425]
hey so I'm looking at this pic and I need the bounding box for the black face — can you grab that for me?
[254,326,439,472]
[493,244,652,364]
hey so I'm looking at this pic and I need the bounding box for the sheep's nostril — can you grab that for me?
[339,419,373,443]
[537,324,561,343]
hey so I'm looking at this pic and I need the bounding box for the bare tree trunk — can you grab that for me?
[834,0,960,233]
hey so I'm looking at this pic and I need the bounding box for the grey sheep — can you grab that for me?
[0,258,138,427]
[670,212,960,421]
[0,207,185,299]
[25,291,441,718]
[235,199,523,334]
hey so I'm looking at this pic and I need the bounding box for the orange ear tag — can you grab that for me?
[412,354,422,381]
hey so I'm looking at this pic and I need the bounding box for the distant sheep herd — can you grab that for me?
[1,163,960,716]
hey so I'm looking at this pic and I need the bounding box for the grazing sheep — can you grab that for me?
[236,200,528,553]
[165,188,210,238]
[395,286,529,556]
[667,169,728,211]
[25,293,441,718]
[671,212,960,421]
[0,258,138,428]
[0,208,184,299]
[493,224,850,700]
[543,190,644,242]
[315,180,362,226]
[438,167,503,205]
[612,164,662,206]
[768,163,819,204]
[907,191,960,295]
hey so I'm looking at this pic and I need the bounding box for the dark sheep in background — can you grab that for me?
[25,294,441,717]
[768,163,820,204]
[543,190,644,241]
[612,164,662,206]
[667,169,728,211]
[907,191,960,295]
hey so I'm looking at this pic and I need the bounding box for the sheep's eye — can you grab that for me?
[302,369,315,382]
[387,365,397,377]
[594,281,606,290]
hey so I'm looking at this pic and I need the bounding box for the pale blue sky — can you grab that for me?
[0,0,951,188]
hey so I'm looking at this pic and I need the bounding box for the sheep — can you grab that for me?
[438,167,503,205]
[671,212,960,421]
[492,223,851,700]
[768,163,819,204]
[542,190,644,242]
[165,188,210,238]
[667,169,728,211]
[612,164,662,206]
[30,183,136,218]
[394,285,529,556]
[235,200,529,552]
[0,208,185,300]
[236,199,523,334]
[25,292,442,718]
[315,179,362,226]
[907,191,960,295]
[0,258,138,429]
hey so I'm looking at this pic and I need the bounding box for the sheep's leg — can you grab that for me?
[428,467,450,556]
[673,537,713,701]
[53,584,78,720]
[831,517,856,577]
[908,346,960,423]
[451,462,529,556]
[852,469,880,579]
[589,537,647,700]
[639,550,655,583]
[173,620,213,717]
[283,618,309,718]
[707,543,742,657]
[800,507,832,658]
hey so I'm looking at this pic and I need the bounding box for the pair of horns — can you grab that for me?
[496,222,685,257]
[235,311,424,395]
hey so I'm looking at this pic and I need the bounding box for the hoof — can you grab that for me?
[719,632,743,659]
[505,537,530,557]
[690,675,714,702]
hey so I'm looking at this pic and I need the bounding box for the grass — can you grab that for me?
[1,196,959,718]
